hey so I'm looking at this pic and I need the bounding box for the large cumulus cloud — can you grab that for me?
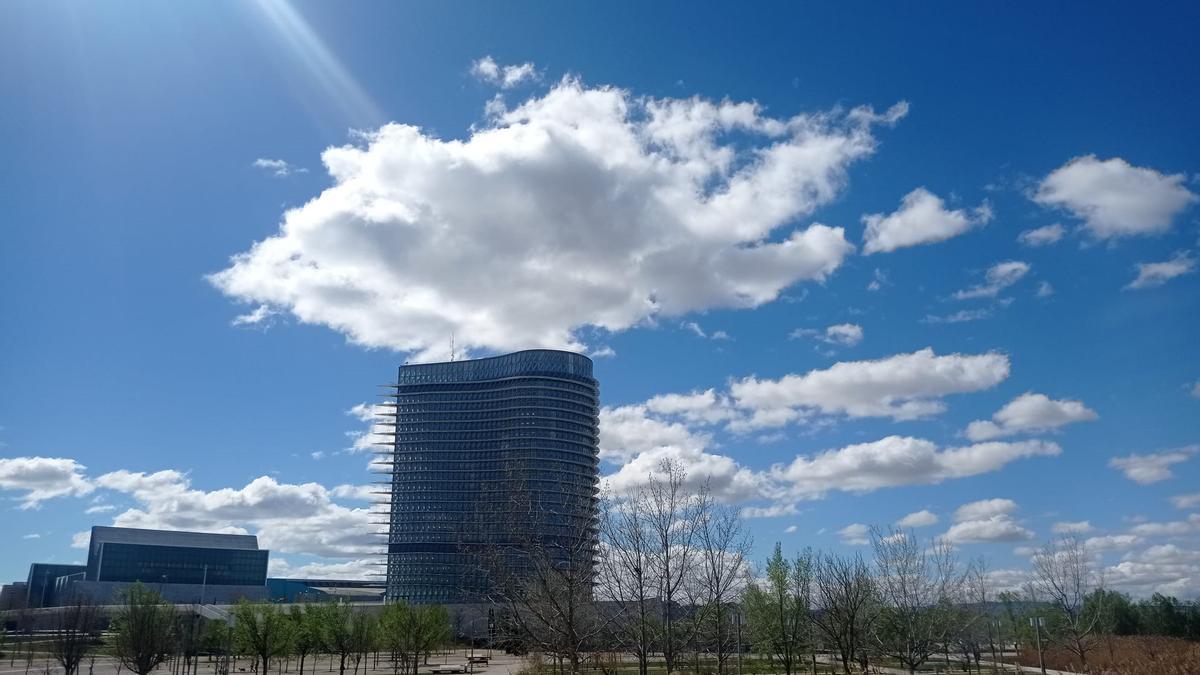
[211,78,905,357]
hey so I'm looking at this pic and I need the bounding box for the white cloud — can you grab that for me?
[1128,515,1200,538]
[252,158,307,177]
[268,556,378,581]
[775,437,1059,500]
[470,56,538,89]
[598,404,711,464]
[952,261,1031,300]
[784,525,798,534]
[730,348,1010,427]
[1170,493,1200,509]
[1036,281,1054,298]
[741,503,799,518]
[838,523,870,545]
[601,428,1056,514]
[986,568,1033,594]
[681,321,732,341]
[1033,155,1197,240]
[953,498,1017,522]
[71,531,91,549]
[22,533,41,539]
[94,470,379,559]
[964,392,1098,441]
[1125,251,1196,290]
[347,402,378,422]
[944,498,1033,543]
[1085,534,1142,552]
[1109,446,1198,484]
[603,445,773,504]
[210,80,901,359]
[231,304,277,327]
[85,504,116,514]
[862,187,992,254]
[897,509,938,528]
[866,268,888,291]
[1017,223,1065,247]
[823,323,864,346]
[922,308,991,324]
[0,456,94,509]
[644,389,737,425]
[344,403,389,454]
[1052,521,1094,534]
[1105,543,1200,597]
[792,323,864,347]
[330,484,378,502]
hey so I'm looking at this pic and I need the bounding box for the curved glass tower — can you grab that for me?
[377,349,599,604]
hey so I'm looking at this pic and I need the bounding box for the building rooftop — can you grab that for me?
[89,526,259,551]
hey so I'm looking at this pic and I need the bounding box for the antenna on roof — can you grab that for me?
[449,334,456,362]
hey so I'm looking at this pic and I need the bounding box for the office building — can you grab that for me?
[26,564,85,608]
[24,526,269,605]
[378,349,600,604]
[0,582,27,610]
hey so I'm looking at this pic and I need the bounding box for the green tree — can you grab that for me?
[378,604,450,675]
[1139,593,1188,637]
[318,603,356,675]
[1086,589,1140,636]
[288,606,324,675]
[111,583,178,675]
[233,601,292,675]
[347,610,375,675]
[201,621,235,675]
[742,544,813,675]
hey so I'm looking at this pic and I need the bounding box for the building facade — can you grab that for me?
[19,526,270,606]
[84,526,268,587]
[25,564,85,608]
[379,349,600,604]
[0,582,28,610]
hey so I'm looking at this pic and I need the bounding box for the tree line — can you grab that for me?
[2,585,451,675]
[482,458,1200,675]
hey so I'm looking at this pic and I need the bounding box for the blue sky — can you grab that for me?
[1,1,1198,593]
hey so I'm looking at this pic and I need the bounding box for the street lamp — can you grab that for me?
[1028,616,1046,675]
[734,611,742,675]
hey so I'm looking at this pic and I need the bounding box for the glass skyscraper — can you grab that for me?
[378,349,599,604]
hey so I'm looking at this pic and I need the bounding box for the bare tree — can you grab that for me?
[869,528,965,674]
[481,468,609,674]
[692,502,751,675]
[596,494,656,675]
[811,552,877,675]
[956,560,998,674]
[642,458,708,674]
[1032,536,1105,671]
[48,597,99,675]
